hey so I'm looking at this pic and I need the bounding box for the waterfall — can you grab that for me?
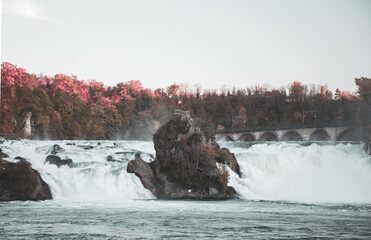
[225,142,371,203]
[1,140,370,203]
[0,140,155,202]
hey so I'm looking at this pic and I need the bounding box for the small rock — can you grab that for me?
[106,155,116,162]
[14,156,26,161]
[45,155,73,167]
[62,158,73,165]
[47,144,64,155]
[78,145,94,150]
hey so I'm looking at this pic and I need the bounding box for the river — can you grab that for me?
[0,140,370,239]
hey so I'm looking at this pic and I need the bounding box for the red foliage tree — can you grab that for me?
[0,62,362,139]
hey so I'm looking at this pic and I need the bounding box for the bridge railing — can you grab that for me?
[215,123,358,134]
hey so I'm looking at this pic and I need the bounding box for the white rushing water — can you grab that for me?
[224,142,371,203]
[1,140,371,204]
[1,140,156,201]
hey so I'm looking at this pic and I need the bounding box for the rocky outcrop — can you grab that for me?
[47,144,64,155]
[45,155,73,167]
[23,112,32,138]
[127,156,157,195]
[0,158,52,201]
[127,109,240,200]
[215,147,241,176]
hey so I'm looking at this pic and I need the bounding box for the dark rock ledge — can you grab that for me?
[127,109,241,200]
[0,149,52,201]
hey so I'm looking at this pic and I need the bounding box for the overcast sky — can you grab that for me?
[2,0,371,92]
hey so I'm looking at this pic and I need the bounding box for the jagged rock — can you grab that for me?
[0,159,52,201]
[127,157,157,195]
[127,109,240,200]
[216,148,241,176]
[45,155,73,167]
[47,144,64,155]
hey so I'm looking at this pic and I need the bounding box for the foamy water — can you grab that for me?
[223,142,371,203]
[1,140,156,201]
[1,140,371,204]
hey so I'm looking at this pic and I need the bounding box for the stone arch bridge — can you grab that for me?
[215,125,361,142]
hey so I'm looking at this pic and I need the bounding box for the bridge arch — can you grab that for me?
[281,131,302,141]
[217,135,234,142]
[259,132,278,141]
[238,133,255,142]
[309,129,330,141]
[337,128,360,141]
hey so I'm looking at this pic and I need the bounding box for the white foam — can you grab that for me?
[227,142,371,203]
[1,140,155,202]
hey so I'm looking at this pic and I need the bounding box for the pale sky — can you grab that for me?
[2,0,371,92]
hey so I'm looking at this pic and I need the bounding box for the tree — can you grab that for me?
[355,77,371,142]
[0,61,363,140]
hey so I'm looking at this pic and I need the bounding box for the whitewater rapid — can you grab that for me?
[1,140,370,204]
[224,142,371,203]
[1,140,156,201]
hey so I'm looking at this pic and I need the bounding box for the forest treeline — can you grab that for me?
[0,62,370,140]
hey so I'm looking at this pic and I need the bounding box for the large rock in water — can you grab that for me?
[127,110,240,200]
[0,154,52,201]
